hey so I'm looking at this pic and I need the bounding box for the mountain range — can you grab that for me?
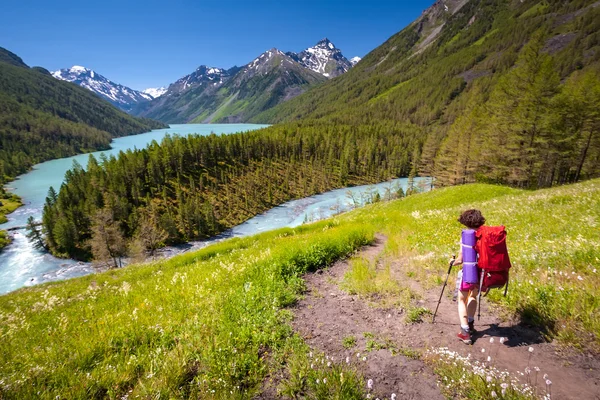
[53,39,359,122]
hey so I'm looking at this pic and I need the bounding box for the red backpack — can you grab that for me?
[475,225,511,295]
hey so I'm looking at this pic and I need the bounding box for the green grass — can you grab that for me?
[0,220,372,398]
[1,179,599,397]
[0,193,22,250]
[342,335,357,349]
[0,193,22,224]
[405,306,431,324]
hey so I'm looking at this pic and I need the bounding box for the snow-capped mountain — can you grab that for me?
[133,49,325,123]
[286,38,353,78]
[166,65,233,95]
[350,56,361,66]
[143,87,167,99]
[52,66,152,112]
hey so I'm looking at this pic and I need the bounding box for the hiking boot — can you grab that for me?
[468,321,476,333]
[457,329,472,345]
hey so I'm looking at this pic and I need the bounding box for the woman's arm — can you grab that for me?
[453,251,463,266]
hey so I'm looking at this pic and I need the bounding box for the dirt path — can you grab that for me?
[291,235,600,399]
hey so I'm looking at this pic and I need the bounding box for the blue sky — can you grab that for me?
[2,0,433,90]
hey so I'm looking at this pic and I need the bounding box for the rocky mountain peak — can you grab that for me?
[287,38,353,78]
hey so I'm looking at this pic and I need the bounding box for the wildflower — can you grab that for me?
[534,367,540,372]
[487,356,491,362]
[525,367,531,374]
[323,378,327,384]
[310,364,314,369]
[486,376,493,382]
[309,352,313,358]
[481,348,486,353]
[500,383,508,389]
[316,379,320,384]
[546,379,552,386]
[327,362,331,367]
[356,352,361,358]
[489,337,495,344]
[528,347,534,353]
[577,276,583,281]
[500,337,506,344]
[362,356,367,361]
[491,390,497,398]
[346,356,350,364]
[543,374,549,380]
[391,394,397,400]
[367,379,373,389]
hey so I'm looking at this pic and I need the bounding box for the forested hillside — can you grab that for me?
[0,47,165,180]
[40,124,412,260]
[41,0,600,261]
[254,0,600,188]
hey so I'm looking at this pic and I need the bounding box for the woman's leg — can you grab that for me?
[458,290,469,328]
[465,288,479,331]
[466,288,478,321]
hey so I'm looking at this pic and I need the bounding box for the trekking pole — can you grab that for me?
[477,269,485,321]
[432,255,455,323]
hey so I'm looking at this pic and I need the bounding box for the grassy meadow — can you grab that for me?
[0,179,598,398]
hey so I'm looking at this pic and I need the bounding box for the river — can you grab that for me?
[0,124,428,295]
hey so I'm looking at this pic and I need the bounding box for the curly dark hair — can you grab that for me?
[458,209,486,229]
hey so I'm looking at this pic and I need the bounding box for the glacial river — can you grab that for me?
[0,124,428,295]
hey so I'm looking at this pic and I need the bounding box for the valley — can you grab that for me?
[1,0,600,398]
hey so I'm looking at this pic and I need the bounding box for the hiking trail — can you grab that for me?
[289,234,600,399]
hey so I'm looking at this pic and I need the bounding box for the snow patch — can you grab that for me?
[70,65,88,73]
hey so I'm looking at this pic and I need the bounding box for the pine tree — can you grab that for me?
[25,216,46,250]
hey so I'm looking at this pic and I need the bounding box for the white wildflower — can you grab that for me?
[489,337,495,344]
[367,379,373,389]
[528,346,534,353]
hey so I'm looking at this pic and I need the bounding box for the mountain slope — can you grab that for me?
[135,50,326,123]
[252,0,600,187]
[131,65,235,123]
[191,49,327,123]
[0,47,165,179]
[52,66,154,111]
[2,178,599,397]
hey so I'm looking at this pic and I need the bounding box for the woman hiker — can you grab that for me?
[451,209,486,345]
